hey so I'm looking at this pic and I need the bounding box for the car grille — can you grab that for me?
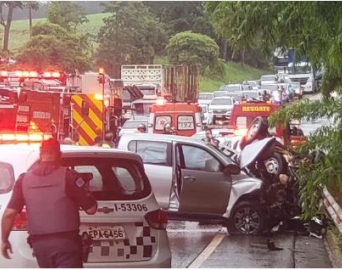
[213,109,227,114]
[291,77,309,85]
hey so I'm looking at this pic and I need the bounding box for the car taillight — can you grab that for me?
[12,210,28,230]
[145,209,168,230]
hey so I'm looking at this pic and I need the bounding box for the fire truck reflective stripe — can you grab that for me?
[71,95,103,146]
[72,108,97,146]
[72,98,102,135]
[80,94,104,122]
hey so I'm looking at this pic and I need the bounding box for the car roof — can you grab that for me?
[0,144,142,162]
[121,133,208,146]
[199,92,213,95]
[212,96,234,99]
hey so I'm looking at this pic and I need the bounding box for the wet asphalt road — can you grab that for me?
[167,93,334,268]
[167,221,333,268]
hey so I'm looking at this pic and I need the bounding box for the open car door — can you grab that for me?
[173,142,232,214]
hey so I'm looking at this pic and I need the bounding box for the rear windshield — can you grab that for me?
[213,91,230,98]
[123,121,148,129]
[211,98,233,105]
[61,157,151,201]
[199,93,213,100]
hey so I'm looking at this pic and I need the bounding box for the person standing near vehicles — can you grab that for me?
[102,130,115,148]
[204,128,219,147]
[1,138,98,268]
[262,90,271,101]
[135,123,147,133]
[93,135,103,147]
[163,123,173,134]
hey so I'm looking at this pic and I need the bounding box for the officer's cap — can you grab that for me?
[40,138,61,154]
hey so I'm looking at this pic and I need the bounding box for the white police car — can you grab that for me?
[0,144,171,268]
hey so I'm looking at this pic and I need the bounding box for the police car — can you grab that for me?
[0,144,171,268]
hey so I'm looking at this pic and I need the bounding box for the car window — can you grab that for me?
[179,145,221,172]
[62,158,150,200]
[0,161,15,194]
[236,116,247,129]
[128,140,169,165]
[155,115,172,130]
[177,115,195,130]
[123,121,147,129]
[211,98,233,105]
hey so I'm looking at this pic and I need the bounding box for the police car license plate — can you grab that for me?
[87,226,126,241]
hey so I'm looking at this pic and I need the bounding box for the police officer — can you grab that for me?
[135,123,147,133]
[163,123,173,134]
[102,130,115,148]
[1,138,98,268]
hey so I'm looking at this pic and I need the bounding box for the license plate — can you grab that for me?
[87,226,126,241]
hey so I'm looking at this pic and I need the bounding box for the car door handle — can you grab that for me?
[183,175,196,182]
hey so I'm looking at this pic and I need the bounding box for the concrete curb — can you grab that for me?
[325,231,342,268]
[322,186,342,267]
[322,187,342,234]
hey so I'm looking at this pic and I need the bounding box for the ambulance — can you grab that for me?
[148,97,202,137]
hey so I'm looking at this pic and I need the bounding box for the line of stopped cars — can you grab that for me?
[0,76,320,268]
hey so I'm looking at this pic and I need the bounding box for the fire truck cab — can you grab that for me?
[148,97,202,136]
[229,100,306,148]
[229,100,281,136]
[0,70,67,141]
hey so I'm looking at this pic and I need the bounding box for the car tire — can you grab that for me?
[226,201,266,235]
[262,152,288,176]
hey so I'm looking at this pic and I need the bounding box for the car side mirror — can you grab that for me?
[225,164,240,175]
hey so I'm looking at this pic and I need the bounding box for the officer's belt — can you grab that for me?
[28,230,80,242]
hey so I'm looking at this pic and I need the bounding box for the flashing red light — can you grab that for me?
[43,72,51,77]
[0,70,8,77]
[51,72,60,78]
[15,71,23,77]
[29,71,38,77]
[22,71,29,77]
[99,67,104,75]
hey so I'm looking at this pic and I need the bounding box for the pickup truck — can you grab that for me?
[117,133,266,235]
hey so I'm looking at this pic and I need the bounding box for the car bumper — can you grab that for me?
[2,231,171,268]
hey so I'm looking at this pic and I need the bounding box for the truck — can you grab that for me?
[276,49,320,94]
[0,70,71,142]
[146,65,201,136]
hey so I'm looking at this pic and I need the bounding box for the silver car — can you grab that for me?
[0,144,171,268]
[118,134,265,235]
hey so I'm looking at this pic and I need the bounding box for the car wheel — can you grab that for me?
[262,152,288,176]
[226,201,266,235]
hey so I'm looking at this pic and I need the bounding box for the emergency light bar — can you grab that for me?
[0,133,52,143]
[0,70,61,79]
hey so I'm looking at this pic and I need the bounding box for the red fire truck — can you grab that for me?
[0,70,74,143]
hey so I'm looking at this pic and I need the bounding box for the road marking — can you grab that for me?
[187,229,226,268]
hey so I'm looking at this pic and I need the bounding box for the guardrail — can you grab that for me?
[322,186,342,234]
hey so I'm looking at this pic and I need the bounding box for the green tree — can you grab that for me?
[16,22,92,72]
[46,1,88,31]
[96,1,167,77]
[0,1,24,52]
[206,1,342,218]
[166,31,223,75]
[24,1,40,38]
